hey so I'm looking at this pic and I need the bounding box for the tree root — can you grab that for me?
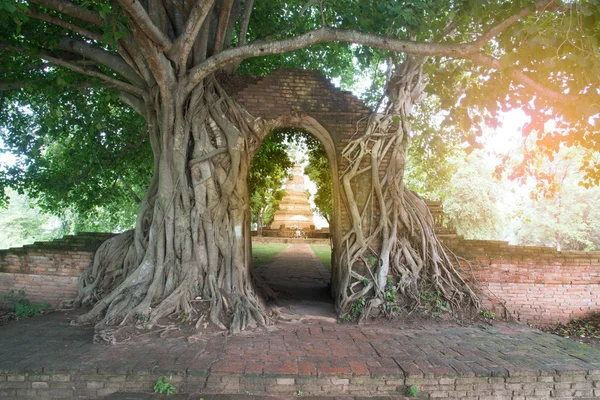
[337,55,480,320]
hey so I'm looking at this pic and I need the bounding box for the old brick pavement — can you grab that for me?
[0,244,599,398]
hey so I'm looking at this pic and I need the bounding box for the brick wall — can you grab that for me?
[444,236,600,326]
[0,233,112,306]
[231,68,371,235]
[1,232,598,326]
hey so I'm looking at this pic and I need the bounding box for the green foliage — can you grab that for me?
[442,151,504,240]
[303,144,332,223]
[249,131,294,232]
[0,84,150,231]
[500,143,600,250]
[481,310,495,321]
[153,376,176,396]
[0,189,63,249]
[339,297,366,322]
[404,96,469,198]
[405,385,419,397]
[382,277,402,314]
[250,128,332,229]
[418,291,453,319]
[0,290,27,311]
[0,290,51,318]
[15,300,51,318]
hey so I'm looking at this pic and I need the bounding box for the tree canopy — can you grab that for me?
[1,0,598,215]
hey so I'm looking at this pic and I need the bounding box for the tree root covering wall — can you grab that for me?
[1,230,598,326]
[0,233,112,306]
[444,236,600,326]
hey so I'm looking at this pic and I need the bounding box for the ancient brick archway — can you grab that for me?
[229,69,371,302]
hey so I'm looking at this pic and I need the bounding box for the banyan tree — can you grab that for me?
[0,0,597,339]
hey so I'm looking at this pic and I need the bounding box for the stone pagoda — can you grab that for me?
[270,165,314,230]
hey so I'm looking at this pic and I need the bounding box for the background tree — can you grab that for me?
[248,131,293,235]
[500,140,600,251]
[442,150,504,240]
[0,0,598,337]
[0,189,62,249]
[303,143,332,224]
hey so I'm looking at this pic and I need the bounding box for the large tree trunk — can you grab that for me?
[336,56,479,319]
[66,76,267,339]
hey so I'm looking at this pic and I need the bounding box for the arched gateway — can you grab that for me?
[70,67,477,335]
[230,69,371,306]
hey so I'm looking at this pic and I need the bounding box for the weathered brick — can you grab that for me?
[31,381,49,389]
[276,378,295,385]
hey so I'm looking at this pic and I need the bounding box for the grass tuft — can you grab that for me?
[310,244,332,270]
[252,243,289,267]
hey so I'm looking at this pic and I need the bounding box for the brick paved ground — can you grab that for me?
[1,245,599,398]
[256,244,335,320]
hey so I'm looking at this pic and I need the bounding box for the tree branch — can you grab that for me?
[28,0,104,26]
[27,7,103,42]
[116,0,172,50]
[185,0,567,100]
[473,0,557,47]
[213,0,234,55]
[41,52,146,97]
[238,0,254,47]
[468,52,595,108]
[186,27,472,90]
[119,175,142,204]
[120,92,146,115]
[168,0,216,68]
[227,0,253,73]
[58,38,145,87]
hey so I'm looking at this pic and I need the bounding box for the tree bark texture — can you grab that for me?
[336,56,479,319]
[67,75,273,338]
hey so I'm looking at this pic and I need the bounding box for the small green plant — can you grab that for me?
[296,390,303,396]
[1,290,51,319]
[385,291,397,303]
[178,312,190,323]
[135,311,145,322]
[15,300,51,318]
[405,384,419,397]
[153,376,176,395]
[481,309,495,320]
[0,290,27,310]
[338,297,366,322]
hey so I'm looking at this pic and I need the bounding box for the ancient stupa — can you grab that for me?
[270,165,315,230]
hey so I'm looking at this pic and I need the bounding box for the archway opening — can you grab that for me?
[249,126,337,320]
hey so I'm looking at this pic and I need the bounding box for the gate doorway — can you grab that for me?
[249,128,336,321]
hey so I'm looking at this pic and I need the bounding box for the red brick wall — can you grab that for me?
[1,232,598,325]
[447,238,600,326]
[231,68,372,234]
[0,273,79,306]
[0,233,111,306]
[231,68,370,150]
